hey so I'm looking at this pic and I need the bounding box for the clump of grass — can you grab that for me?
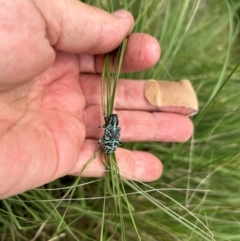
[99,38,142,240]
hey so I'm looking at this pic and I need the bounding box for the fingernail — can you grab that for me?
[113,10,132,18]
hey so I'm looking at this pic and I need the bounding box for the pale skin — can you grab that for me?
[0,0,193,198]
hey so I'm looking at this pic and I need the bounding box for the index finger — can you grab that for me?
[78,33,161,74]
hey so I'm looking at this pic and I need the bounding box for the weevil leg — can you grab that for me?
[98,124,106,128]
[94,138,103,159]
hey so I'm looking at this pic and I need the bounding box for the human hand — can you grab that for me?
[0,0,193,198]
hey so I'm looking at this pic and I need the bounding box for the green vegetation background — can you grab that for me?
[1,0,240,240]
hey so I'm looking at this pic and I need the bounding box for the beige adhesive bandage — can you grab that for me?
[145,79,198,115]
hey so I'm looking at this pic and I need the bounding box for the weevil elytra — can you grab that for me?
[94,113,122,158]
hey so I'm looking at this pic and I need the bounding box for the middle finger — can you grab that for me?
[80,74,194,115]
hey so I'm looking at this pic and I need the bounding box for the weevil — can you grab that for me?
[94,113,122,158]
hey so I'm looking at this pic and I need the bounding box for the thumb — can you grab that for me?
[34,0,134,54]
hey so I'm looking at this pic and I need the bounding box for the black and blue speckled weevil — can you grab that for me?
[94,113,121,158]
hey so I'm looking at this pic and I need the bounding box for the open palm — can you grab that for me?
[0,1,193,198]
